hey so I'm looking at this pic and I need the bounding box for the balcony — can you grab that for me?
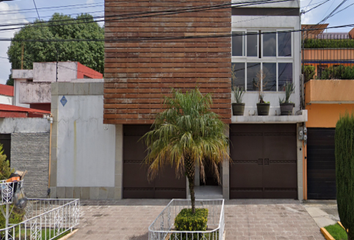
[305,79,354,104]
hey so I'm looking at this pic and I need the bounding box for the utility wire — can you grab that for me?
[318,0,348,24]
[0,0,292,32]
[32,0,41,20]
[0,2,103,15]
[0,23,353,42]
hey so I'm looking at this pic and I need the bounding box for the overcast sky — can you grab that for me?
[0,0,353,85]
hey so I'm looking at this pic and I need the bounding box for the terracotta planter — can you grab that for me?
[280,103,295,115]
[257,103,270,116]
[232,103,245,116]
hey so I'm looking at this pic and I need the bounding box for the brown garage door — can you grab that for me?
[123,125,186,199]
[230,124,297,199]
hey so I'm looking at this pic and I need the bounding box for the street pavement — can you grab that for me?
[68,199,325,240]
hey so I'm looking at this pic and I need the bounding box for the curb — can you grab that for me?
[337,221,349,233]
[58,229,78,240]
[320,228,335,240]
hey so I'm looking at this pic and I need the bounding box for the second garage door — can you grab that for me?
[123,125,186,199]
[230,124,297,199]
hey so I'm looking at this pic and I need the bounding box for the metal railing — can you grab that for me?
[149,199,224,240]
[0,180,23,205]
[0,198,80,240]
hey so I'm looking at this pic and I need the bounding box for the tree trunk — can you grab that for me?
[185,157,196,214]
[188,174,195,214]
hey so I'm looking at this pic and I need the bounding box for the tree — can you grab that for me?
[142,88,229,213]
[7,13,104,75]
[335,113,354,240]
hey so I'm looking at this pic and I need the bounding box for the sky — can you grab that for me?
[0,0,353,85]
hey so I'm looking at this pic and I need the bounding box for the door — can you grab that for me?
[307,128,336,199]
[123,125,186,198]
[230,124,297,199]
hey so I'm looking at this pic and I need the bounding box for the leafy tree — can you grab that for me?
[7,13,104,74]
[6,74,13,86]
[335,113,354,240]
[142,88,229,213]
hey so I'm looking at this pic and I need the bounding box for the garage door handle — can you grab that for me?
[264,158,269,165]
[258,158,263,165]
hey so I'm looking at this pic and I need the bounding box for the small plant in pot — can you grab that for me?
[254,70,270,116]
[279,82,295,115]
[232,86,245,116]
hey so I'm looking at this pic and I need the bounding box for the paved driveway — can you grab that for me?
[68,199,324,240]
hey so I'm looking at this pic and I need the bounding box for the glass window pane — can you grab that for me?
[263,33,276,57]
[263,63,276,91]
[278,32,291,57]
[247,63,260,91]
[247,32,257,57]
[232,32,244,56]
[232,63,245,89]
[278,63,293,90]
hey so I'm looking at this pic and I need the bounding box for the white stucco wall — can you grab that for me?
[0,95,12,105]
[33,62,77,82]
[56,94,115,187]
[0,118,50,133]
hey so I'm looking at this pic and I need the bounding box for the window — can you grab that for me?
[232,30,293,91]
[263,33,276,57]
[232,32,244,56]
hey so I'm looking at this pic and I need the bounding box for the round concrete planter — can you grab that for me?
[280,103,295,115]
[232,103,245,116]
[257,103,270,116]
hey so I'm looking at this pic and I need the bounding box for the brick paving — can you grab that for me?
[68,199,324,240]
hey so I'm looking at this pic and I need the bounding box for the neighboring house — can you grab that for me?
[0,104,51,198]
[302,24,354,78]
[12,62,103,111]
[3,62,103,198]
[302,26,354,200]
[0,84,13,105]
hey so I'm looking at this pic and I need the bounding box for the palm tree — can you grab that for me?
[142,88,229,214]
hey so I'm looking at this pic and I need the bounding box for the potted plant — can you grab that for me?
[232,86,245,116]
[254,71,270,116]
[279,82,295,115]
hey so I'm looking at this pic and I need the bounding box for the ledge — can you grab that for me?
[231,110,308,123]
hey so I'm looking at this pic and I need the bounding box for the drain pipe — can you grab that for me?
[47,114,53,197]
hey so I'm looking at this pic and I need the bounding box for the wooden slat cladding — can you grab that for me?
[104,0,231,124]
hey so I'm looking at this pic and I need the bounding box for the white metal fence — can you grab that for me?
[0,198,80,240]
[148,199,224,240]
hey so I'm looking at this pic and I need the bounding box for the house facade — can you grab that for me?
[97,0,308,200]
[302,26,354,199]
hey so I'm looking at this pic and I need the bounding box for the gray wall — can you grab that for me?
[0,118,50,198]
[11,133,50,198]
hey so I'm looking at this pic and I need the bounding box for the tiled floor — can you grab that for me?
[68,199,324,240]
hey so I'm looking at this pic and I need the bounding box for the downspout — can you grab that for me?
[47,114,53,196]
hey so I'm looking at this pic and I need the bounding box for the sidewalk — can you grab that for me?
[68,199,324,240]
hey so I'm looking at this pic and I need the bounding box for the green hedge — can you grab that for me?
[304,39,354,48]
[320,65,354,79]
[174,208,208,231]
[335,113,354,240]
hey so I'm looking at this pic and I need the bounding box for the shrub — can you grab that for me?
[321,65,354,80]
[0,206,25,229]
[302,65,315,81]
[304,39,354,48]
[174,208,208,231]
[335,113,354,240]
